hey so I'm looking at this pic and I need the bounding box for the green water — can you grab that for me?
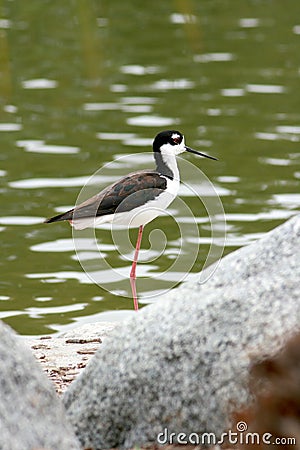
[0,1,299,335]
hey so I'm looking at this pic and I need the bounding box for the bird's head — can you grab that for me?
[153,130,217,160]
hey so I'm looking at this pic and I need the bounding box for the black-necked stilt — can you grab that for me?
[45,130,217,310]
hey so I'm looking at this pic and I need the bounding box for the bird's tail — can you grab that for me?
[44,209,74,223]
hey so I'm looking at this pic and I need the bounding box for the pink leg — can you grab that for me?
[130,225,143,311]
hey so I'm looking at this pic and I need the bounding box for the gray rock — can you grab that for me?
[0,321,80,450]
[63,214,300,449]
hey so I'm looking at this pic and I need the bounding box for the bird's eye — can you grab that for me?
[172,135,181,144]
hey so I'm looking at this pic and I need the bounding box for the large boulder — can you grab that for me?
[64,214,300,449]
[0,321,80,450]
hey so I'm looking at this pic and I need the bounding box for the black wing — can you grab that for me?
[45,170,167,223]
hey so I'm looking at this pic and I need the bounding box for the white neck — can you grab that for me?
[154,151,180,181]
[161,152,180,181]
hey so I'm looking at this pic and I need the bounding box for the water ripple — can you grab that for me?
[246,84,286,94]
[127,115,179,127]
[221,88,245,97]
[0,123,22,131]
[269,194,300,208]
[22,78,58,89]
[194,53,235,63]
[0,19,11,28]
[9,175,118,189]
[121,96,157,104]
[120,65,160,75]
[96,132,136,140]
[26,303,87,318]
[169,13,197,24]
[150,79,194,90]
[276,125,300,134]
[293,25,300,35]
[239,18,260,28]
[255,131,300,142]
[31,238,115,253]
[17,140,80,154]
[0,216,44,225]
[259,157,291,166]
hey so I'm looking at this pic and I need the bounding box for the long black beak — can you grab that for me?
[185,146,218,161]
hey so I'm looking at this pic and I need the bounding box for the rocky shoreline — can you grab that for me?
[0,214,299,450]
[24,322,118,394]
